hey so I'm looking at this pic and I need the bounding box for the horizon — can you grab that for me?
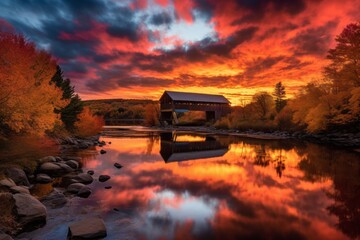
[0,0,359,105]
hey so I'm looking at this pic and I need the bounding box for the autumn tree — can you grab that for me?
[324,22,360,92]
[51,65,83,131]
[0,32,67,135]
[75,107,104,137]
[252,92,274,120]
[273,82,286,113]
[144,104,160,126]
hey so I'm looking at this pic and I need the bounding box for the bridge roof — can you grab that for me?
[163,91,230,104]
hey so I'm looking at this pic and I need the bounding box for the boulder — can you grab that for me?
[87,170,94,175]
[68,217,107,239]
[38,156,57,163]
[104,186,112,189]
[36,174,52,184]
[41,190,67,209]
[67,183,85,194]
[65,160,79,169]
[39,162,73,176]
[39,162,62,173]
[55,163,73,173]
[77,186,91,198]
[0,233,13,240]
[114,163,123,169]
[0,178,16,188]
[100,150,106,154]
[61,173,93,186]
[99,175,110,182]
[62,156,82,161]
[6,168,30,186]
[10,186,30,194]
[73,173,93,184]
[13,193,47,231]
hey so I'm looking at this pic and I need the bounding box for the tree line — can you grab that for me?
[215,22,360,133]
[0,32,103,138]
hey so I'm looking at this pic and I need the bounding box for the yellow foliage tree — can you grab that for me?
[144,104,160,126]
[75,107,104,137]
[0,32,67,135]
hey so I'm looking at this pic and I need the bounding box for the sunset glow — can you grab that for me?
[1,0,359,104]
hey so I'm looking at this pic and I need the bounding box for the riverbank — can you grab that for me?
[104,125,360,148]
[0,135,110,239]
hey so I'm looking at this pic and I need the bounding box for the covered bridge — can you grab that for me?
[159,91,231,124]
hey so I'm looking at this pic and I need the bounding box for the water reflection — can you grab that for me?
[19,132,360,240]
[160,132,229,163]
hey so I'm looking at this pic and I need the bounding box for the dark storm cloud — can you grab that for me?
[61,0,107,17]
[86,64,174,92]
[231,0,306,24]
[244,56,285,78]
[150,12,173,26]
[104,7,139,41]
[235,0,306,16]
[289,20,338,56]
[0,0,140,59]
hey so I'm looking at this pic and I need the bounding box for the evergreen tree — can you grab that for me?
[324,22,360,93]
[51,65,83,131]
[273,82,286,113]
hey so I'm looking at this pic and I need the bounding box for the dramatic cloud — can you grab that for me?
[0,0,359,103]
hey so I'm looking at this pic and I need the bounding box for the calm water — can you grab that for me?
[14,129,360,240]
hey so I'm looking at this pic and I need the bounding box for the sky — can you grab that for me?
[0,0,359,105]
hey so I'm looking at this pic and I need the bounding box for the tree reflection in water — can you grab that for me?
[297,143,360,239]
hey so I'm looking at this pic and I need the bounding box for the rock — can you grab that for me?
[13,193,47,231]
[108,142,111,144]
[0,233,13,240]
[114,163,123,169]
[99,175,110,182]
[62,173,93,186]
[39,162,61,173]
[39,162,73,176]
[6,168,30,186]
[77,186,91,198]
[100,149,106,154]
[104,186,112,189]
[68,217,107,239]
[55,163,74,172]
[65,160,79,169]
[39,156,57,163]
[87,170,94,175]
[55,156,63,162]
[67,183,85,194]
[41,190,67,209]
[0,178,16,188]
[36,174,52,184]
[10,186,30,194]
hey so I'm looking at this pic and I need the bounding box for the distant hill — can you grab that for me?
[83,99,158,125]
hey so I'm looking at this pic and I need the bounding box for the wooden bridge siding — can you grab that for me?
[160,101,230,117]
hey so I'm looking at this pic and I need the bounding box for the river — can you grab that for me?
[7,127,360,239]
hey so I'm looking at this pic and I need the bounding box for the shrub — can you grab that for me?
[75,107,104,137]
[144,104,160,126]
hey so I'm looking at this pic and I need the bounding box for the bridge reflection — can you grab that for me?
[160,132,229,163]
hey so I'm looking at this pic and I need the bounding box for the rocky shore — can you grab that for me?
[0,135,110,239]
